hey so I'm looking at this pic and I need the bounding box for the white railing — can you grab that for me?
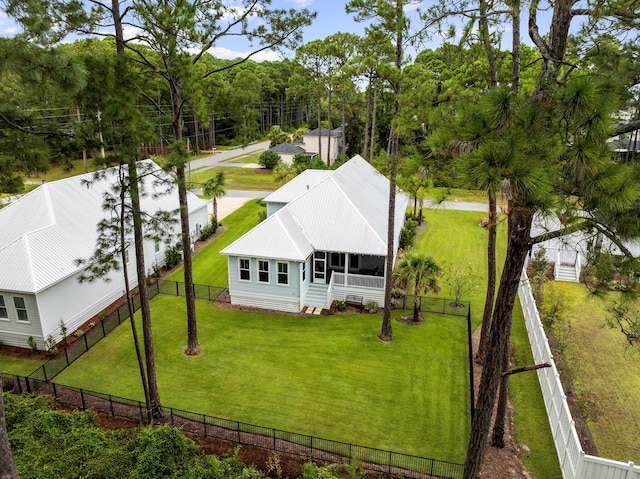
[332,272,385,289]
[519,271,640,479]
[575,254,582,281]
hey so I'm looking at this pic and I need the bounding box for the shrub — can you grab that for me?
[165,246,181,269]
[335,300,346,311]
[391,287,406,298]
[74,329,84,337]
[258,210,267,222]
[399,219,417,249]
[28,336,37,354]
[45,335,57,356]
[364,300,379,314]
[258,151,281,169]
[59,319,68,345]
[88,322,96,328]
[199,219,218,241]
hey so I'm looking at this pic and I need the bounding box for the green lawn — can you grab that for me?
[0,355,45,377]
[542,281,640,464]
[187,166,279,191]
[53,201,558,473]
[166,199,265,285]
[55,296,470,462]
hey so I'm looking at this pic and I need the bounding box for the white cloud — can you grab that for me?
[284,0,314,6]
[209,46,281,62]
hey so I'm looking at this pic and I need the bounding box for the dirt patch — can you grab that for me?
[395,314,424,326]
[472,328,530,478]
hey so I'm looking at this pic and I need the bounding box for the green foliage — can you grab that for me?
[74,329,84,337]
[528,247,550,298]
[199,219,218,241]
[59,318,68,345]
[540,283,568,329]
[399,218,417,249]
[444,263,478,306]
[4,393,269,479]
[164,246,181,270]
[391,287,406,298]
[258,151,281,169]
[27,337,37,354]
[575,390,606,424]
[364,299,379,313]
[266,125,290,146]
[334,300,346,311]
[44,335,57,356]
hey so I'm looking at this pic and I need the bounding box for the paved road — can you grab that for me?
[189,140,270,171]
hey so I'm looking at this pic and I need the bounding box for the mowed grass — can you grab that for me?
[0,356,45,377]
[55,296,470,462]
[165,199,265,285]
[543,281,640,464]
[188,166,279,191]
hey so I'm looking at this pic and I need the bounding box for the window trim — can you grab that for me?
[239,258,251,282]
[13,296,29,323]
[154,239,160,254]
[0,295,7,320]
[277,262,289,285]
[258,260,270,284]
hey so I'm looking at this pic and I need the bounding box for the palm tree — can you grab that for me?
[394,250,441,323]
[203,172,226,220]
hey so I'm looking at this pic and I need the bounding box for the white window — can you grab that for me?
[0,295,7,319]
[330,252,345,268]
[154,239,160,253]
[277,262,289,285]
[258,260,270,283]
[14,297,28,322]
[239,258,251,281]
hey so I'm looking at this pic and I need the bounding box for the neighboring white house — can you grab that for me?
[0,160,210,349]
[221,155,409,313]
[301,127,343,166]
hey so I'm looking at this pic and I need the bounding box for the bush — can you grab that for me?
[45,335,57,356]
[391,287,406,298]
[364,300,379,314]
[199,219,218,241]
[399,219,417,249]
[28,336,37,354]
[165,246,181,269]
[74,329,84,337]
[258,151,281,169]
[335,300,346,311]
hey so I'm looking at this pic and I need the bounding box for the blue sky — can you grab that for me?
[0,1,547,62]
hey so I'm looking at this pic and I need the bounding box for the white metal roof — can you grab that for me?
[222,155,409,260]
[263,169,333,205]
[0,160,209,294]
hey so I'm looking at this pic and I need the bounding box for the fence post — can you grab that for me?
[117,308,121,324]
[467,307,475,420]
[273,428,276,450]
[139,401,143,423]
[80,389,86,409]
[176,281,179,296]
[52,382,57,399]
[83,333,89,351]
[17,376,22,394]
[64,348,69,366]
[25,377,31,394]
[170,408,174,426]
[208,286,211,301]
[203,414,207,437]
[101,318,106,336]
[388,451,392,475]
[237,422,241,443]
[109,395,114,417]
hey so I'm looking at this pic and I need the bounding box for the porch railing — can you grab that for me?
[332,272,385,289]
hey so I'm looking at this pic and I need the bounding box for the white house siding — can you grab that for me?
[36,266,133,346]
[0,293,43,349]
[227,256,302,312]
[301,134,339,166]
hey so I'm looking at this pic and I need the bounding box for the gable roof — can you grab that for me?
[222,155,408,260]
[0,160,209,294]
[269,143,305,154]
[263,169,334,204]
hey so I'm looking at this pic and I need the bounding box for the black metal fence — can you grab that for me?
[398,295,470,317]
[1,374,464,479]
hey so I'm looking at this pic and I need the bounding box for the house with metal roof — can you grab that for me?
[267,142,307,165]
[221,155,409,313]
[301,127,343,166]
[0,160,210,350]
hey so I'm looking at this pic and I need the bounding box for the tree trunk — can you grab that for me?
[0,378,19,479]
[363,79,372,160]
[118,165,152,423]
[341,90,347,159]
[476,190,497,363]
[479,0,499,88]
[491,363,510,448]
[129,160,162,417]
[463,207,533,479]
[413,288,421,323]
[511,0,521,94]
[316,92,322,162]
[326,88,332,166]
[369,81,378,163]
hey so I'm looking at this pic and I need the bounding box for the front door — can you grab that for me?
[313,251,326,283]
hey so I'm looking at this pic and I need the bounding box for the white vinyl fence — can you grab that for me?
[518,272,640,479]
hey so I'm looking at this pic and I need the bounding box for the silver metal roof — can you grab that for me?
[0,160,209,293]
[222,155,409,260]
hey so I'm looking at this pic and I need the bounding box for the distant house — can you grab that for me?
[0,160,210,349]
[221,155,409,312]
[301,127,343,166]
[267,142,307,165]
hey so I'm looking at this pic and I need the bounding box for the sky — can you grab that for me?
[0,0,549,62]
